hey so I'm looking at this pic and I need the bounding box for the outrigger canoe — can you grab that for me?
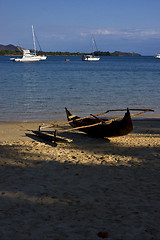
[65,107,133,138]
[31,108,154,143]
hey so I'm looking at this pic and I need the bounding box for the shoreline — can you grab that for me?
[0,113,160,124]
[0,108,159,124]
[0,118,160,239]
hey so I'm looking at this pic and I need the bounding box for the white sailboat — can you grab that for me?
[82,35,100,61]
[32,25,47,61]
[155,53,160,58]
[10,25,47,62]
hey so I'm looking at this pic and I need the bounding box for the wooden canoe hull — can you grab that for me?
[65,108,133,138]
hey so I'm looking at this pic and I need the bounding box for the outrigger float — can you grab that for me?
[32,108,154,143]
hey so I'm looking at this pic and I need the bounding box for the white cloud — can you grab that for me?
[121,29,160,38]
[80,28,160,39]
[94,29,117,35]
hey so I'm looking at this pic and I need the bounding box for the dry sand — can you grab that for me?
[0,119,160,240]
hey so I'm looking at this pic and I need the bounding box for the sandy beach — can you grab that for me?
[0,119,160,240]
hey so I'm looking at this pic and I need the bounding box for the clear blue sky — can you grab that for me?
[1,0,160,55]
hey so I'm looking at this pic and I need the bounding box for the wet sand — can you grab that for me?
[0,119,160,240]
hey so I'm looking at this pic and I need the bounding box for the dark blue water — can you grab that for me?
[0,56,160,121]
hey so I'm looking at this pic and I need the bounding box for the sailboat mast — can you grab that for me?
[92,34,94,55]
[32,25,36,55]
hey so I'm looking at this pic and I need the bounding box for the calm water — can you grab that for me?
[0,56,160,121]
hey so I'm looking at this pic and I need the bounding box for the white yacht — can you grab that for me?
[82,35,100,61]
[11,49,40,62]
[10,25,47,62]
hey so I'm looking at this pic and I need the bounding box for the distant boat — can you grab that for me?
[31,25,47,61]
[10,25,47,62]
[82,35,100,61]
[155,53,160,58]
[10,49,40,62]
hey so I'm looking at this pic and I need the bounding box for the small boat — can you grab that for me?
[30,108,154,143]
[155,54,160,58]
[65,108,133,138]
[82,55,100,61]
[65,59,70,61]
[82,35,100,61]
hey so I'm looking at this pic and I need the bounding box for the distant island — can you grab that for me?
[0,44,141,56]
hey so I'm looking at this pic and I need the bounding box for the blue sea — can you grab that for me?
[0,55,160,122]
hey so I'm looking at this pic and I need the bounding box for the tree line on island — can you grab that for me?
[0,44,141,56]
